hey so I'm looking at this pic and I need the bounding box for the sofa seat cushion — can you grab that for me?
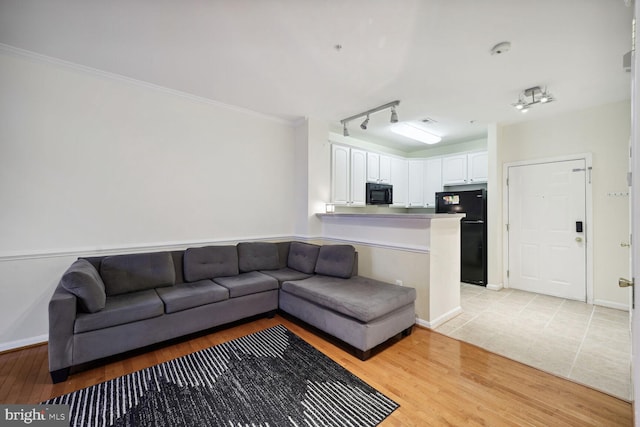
[281,276,416,323]
[60,259,106,313]
[260,268,313,285]
[237,242,279,272]
[100,252,175,296]
[183,246,238,282]
[74,289,164,333]
[156,280,229,314]
[213,271,278,298]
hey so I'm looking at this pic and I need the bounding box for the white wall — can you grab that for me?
[496,100,631,308]
[294,119,332,237]
[0,49,297,348]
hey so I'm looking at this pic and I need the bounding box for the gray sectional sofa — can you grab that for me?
[49,241,416,383]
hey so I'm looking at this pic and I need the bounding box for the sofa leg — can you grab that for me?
[402,326,413,337]
[50,368,70,384]
[355,349,372,361]
[266,310,277,319]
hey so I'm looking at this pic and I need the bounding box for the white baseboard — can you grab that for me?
[486,282,503,291]
[415,306,463,329]
[593,299,630,312]
[0,334,47,353]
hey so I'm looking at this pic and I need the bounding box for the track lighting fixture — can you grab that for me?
[340,100,400,136]
[360,115,369,130]
[512,86,555,113]
[390,107,398,123]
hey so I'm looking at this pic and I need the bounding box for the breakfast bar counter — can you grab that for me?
[315,212,465,328]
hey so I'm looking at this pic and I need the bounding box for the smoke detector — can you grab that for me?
[490,41,511,55]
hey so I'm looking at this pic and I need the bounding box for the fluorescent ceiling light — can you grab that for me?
[390,122,442,144]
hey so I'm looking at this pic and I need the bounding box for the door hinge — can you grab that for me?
[507,270,510,278]
[506,177,509,186]
[506,223,509,231]
[628,172,632,187]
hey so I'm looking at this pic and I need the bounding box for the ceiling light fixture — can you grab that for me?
[340,100,400,136]
[512,86,555,113]
[390,122,442,145]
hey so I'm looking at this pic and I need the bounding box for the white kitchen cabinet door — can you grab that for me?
[424,157,442,208]
[390,157,408,207]
[407,160,424,207]
[467,151,488,183]
[331,145,350,205]
[350,148,367,206]
[379,155,391,183]
[442,154,468,185]
[367,152,380,183]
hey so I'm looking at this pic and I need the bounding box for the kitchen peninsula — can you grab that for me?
[316,213,465,328]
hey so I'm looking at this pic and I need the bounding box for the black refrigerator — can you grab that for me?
[435,189,487,286]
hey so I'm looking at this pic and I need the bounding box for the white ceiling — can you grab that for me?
[0,0,633,152]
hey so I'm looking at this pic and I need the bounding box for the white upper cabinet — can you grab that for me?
[331,145,366,206]
[367,152,391,183]
[442,154,468,185]
[442,151,487,185]
[350,148,367,206]
[467,151,488,183]
[407,160,424,207]
[390,157,408,207]
[331,145,350,205]
[366,152,380,183]
[379,155,391,183]
[423,157,443,208]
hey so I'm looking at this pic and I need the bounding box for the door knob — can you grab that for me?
[621,242,631,247]
[619,277,634,288]
[575,237,583,243]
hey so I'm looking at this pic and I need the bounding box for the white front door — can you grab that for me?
[507,159,587,301]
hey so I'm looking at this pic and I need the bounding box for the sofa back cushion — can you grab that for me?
[237,242,279,272]
[314,245,356,279]
[100,252,175,296]
[60,259,106,313]
[288,242,321,274]
[183,245,239,282]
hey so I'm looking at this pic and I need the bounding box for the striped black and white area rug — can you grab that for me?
[43,325,398,427]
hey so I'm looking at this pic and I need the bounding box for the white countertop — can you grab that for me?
[316,213,466,220]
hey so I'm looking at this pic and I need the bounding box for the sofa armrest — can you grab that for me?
[48,284,77,373]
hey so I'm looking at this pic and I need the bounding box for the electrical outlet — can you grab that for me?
[395,280,403,286]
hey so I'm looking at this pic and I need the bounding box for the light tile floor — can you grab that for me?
[435,283,632,400]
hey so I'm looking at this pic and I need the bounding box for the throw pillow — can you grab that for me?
[60,259,106,313]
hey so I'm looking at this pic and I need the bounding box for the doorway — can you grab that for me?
[505,155,593,302]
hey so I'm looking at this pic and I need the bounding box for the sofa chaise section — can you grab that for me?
[278,245,416,360]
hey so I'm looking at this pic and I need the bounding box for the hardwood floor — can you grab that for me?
[0,315,632,426]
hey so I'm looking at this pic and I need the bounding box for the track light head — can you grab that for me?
[390,107,398,123]
[360,115,369,130]
[343,123,349,137]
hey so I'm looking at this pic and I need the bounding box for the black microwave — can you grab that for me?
[366,183,393,205]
